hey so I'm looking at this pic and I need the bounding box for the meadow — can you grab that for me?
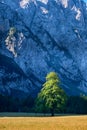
[0,113,87,130]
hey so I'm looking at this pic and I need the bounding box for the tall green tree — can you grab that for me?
[35,72,67,116]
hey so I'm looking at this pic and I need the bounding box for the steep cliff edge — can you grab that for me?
[0,0,87,96]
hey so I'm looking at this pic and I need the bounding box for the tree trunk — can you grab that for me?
[51,109,54,116]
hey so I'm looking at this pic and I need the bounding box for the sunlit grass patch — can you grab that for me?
[0,113,87,130]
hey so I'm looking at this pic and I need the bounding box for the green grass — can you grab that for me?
[0,112,77,117]
[0,112,51,117]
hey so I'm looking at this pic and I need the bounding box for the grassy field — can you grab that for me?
[0,113,87,130]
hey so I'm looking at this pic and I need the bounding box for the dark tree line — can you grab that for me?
[66,96,87,114]
[0,94,35,112]
[0,94,87,114]
[0,72,87,115]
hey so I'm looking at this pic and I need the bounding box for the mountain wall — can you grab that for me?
[0,0,87,97]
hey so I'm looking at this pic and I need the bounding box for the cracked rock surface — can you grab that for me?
[0,0,87,97]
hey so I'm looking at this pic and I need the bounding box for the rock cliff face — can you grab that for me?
[0,0,87,97]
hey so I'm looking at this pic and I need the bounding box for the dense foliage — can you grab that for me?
[0,72,87,115]
[35,72,67,116]
[0,94,87,114]
[66,95,87,114]
[0,94,34,112]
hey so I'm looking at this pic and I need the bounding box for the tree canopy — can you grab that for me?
[35,72,67,116]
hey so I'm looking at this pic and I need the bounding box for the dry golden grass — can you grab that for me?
[0,114,87,130]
